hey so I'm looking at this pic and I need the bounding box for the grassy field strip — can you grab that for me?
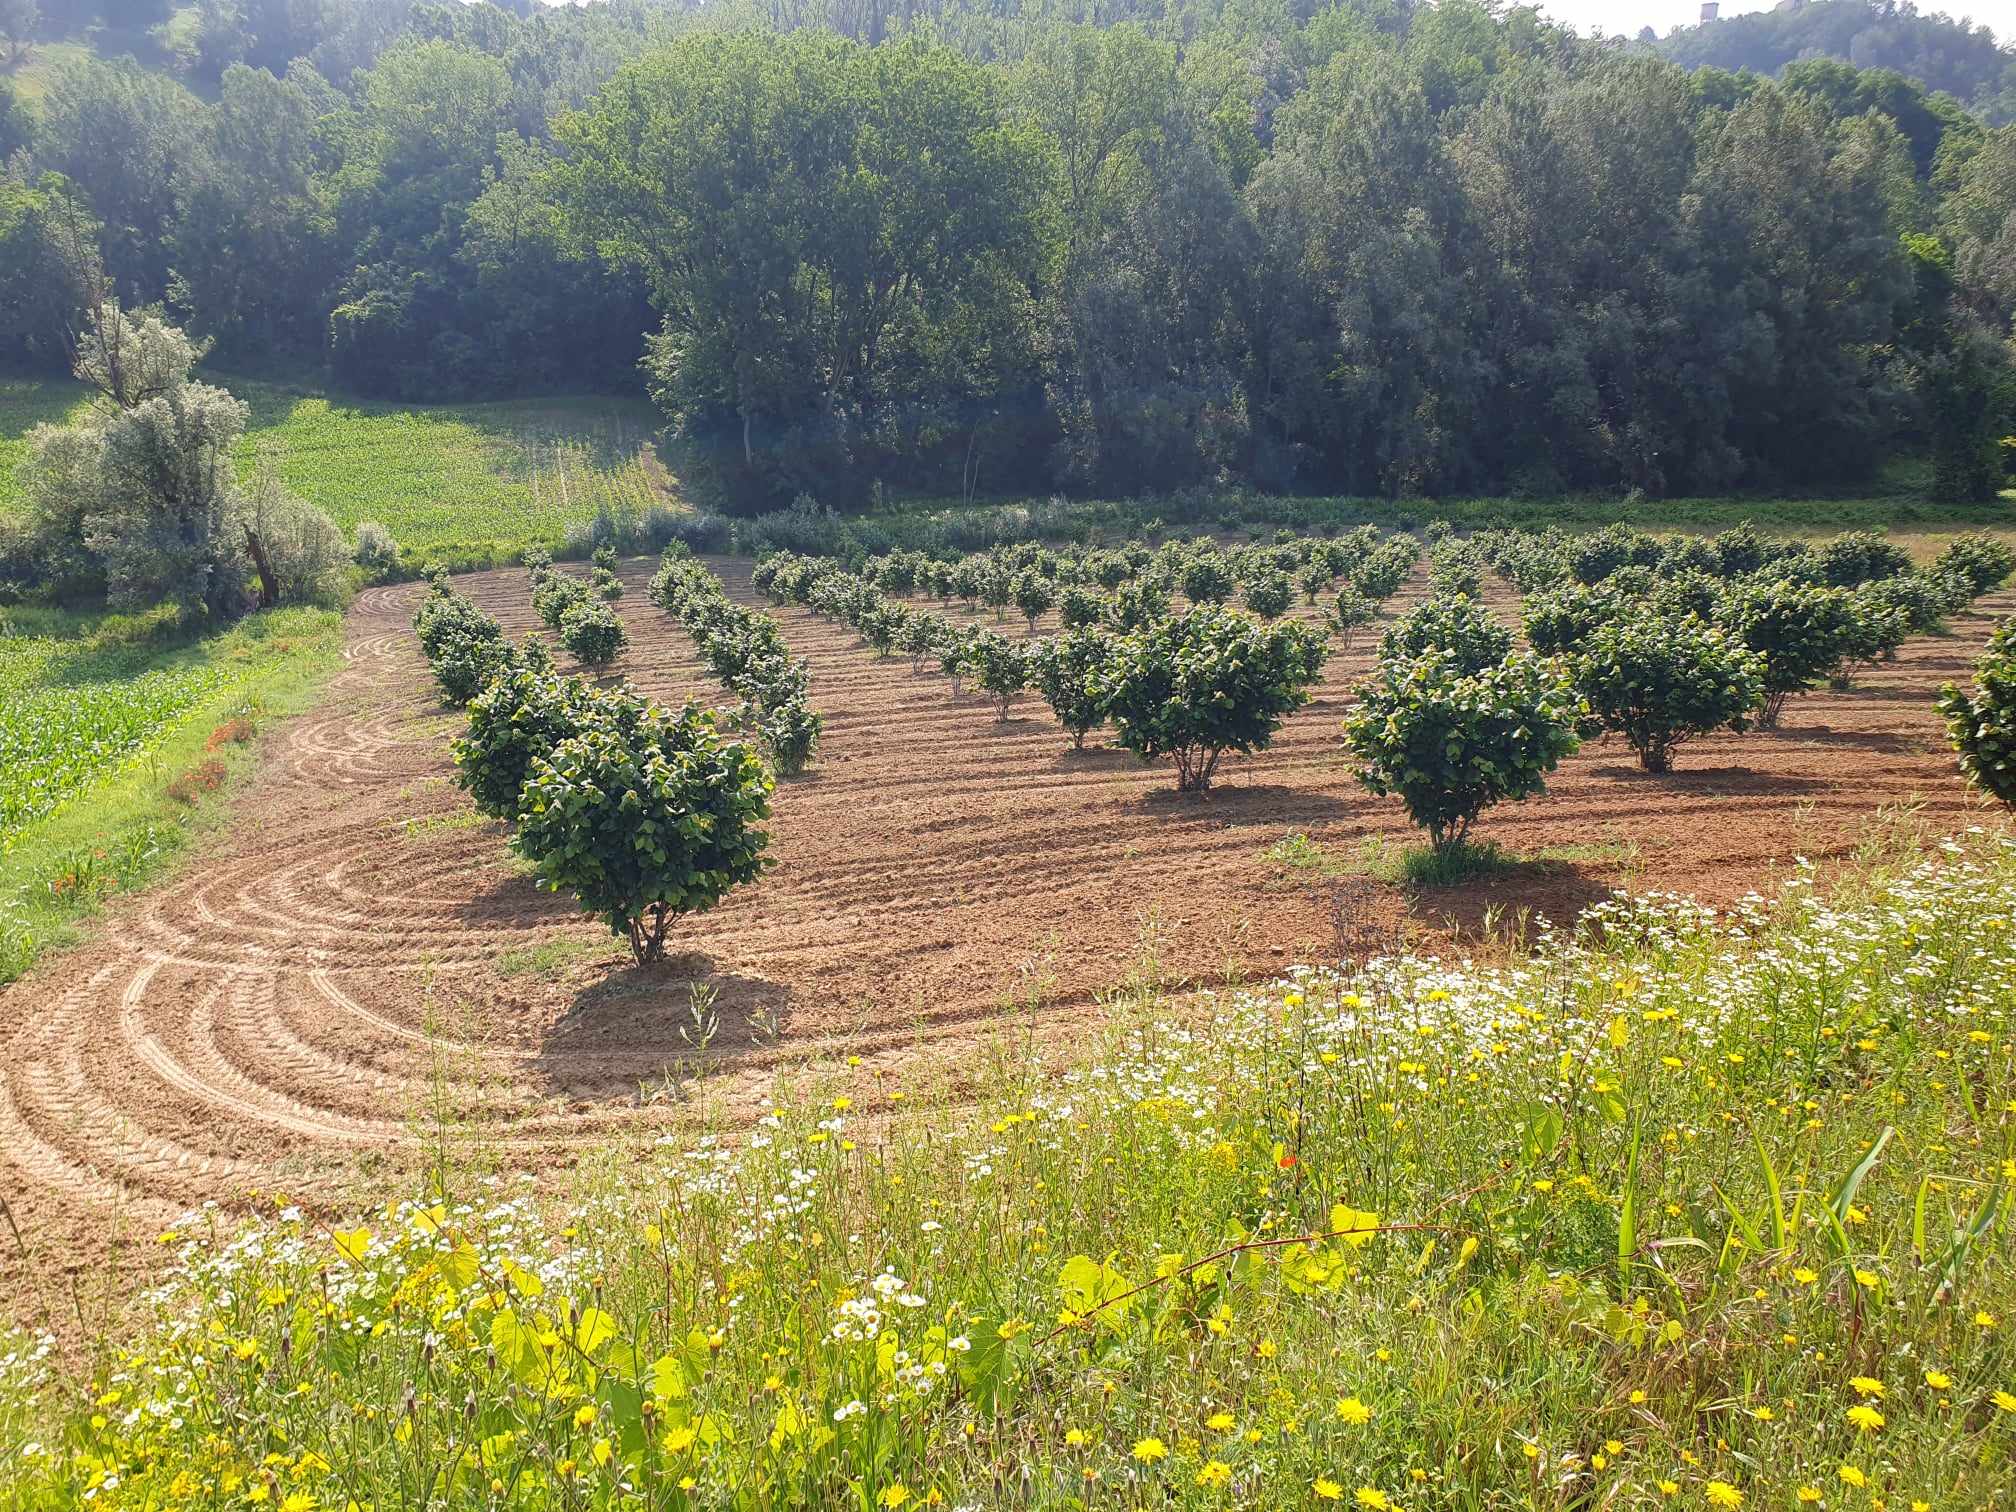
[0,604,345,982]
[2,379,670,568]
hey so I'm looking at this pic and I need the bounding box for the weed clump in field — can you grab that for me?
[164,758,228,803]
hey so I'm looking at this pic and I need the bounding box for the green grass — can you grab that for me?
[1264,831,1639,889]
[0,601,344,982]
[4,836,2014,1506]
[1,375,674,574]
[0,41,92,108]
[861,463,2016,556]
[0,377,90,511]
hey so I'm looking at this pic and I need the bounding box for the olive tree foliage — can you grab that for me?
[514,701,774,965]
[1937,617,2016,808]
[1343,648,1584,852]
[1096,607,1327,791]
[20,301,338,615]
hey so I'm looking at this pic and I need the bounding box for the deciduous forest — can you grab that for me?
[3,0,2015,509]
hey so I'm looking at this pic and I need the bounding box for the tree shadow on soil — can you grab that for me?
[529,951,796,1103]
[1128,783,1359,825]
[1400,861,1617,945]
[1784,725,1937,755]
[1585,764,1833,795]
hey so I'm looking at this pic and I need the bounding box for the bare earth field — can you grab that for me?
[1,555,2010,1304]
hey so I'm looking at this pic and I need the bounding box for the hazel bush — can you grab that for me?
[1379,593,1512,675]
[1343,647,1582,851]
[1098,607,1327,792]
[1573,615,1765,772]
[515,700,773,964]
[1718,579,1859,726]
[558,598,628,667]
[1938,615,2016,806]
[1031,627,1116,749]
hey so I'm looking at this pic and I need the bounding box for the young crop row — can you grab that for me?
[755,551,1375,789]
[411,578,774,964]
[11,834,2016,1507]
[646,553,822,776]
[1337,530,2016,859]
[830,528,1418,630]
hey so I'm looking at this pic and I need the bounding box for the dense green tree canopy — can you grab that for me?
[0,0,2011,506]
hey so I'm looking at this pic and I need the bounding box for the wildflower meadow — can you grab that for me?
[4,834,2015,1508]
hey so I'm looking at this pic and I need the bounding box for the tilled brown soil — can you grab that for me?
[1,555,2008,1309]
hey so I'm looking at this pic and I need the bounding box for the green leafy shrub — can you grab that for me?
[1352,541,1417,602]
[1032,627,1116,749]
[1325,587,1377,654]
[353,520,400,575]
[1934,533,2016,599]
[454,670,630,820]
[1343,648,1582,851]
[593,566,625,601]
[1242,570,1293,620]
[515,700,773,964]
[1012,569,1057,632]
[434,631,553,705]
[1521,583,1623,657]
[533,571,592,629]
[756,696,823,778]
[1098,608,1327,791]
[413,582,499,663]
[1379,594,1512,675]
[559,599,629,667]
[1106,578,1168,631]
[1058,584,1105,630]
[1719,579,1859,726]
[963,631,1032,719]
[1937,616,2016,806]
[1861,572,1954,637]
[1571,524,1660,584]
[1180,553,1235,606]
[1813,531,1912,588]
[1573,616,1765,772]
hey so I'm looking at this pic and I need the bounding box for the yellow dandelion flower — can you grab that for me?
[1335,1396,1372,1425]
[1850,1376,1885,1399]
[1846,1404,1884,1433]
[1206,1413,1235,1431]
[1993,1390,2016,1413]
[1705,1482,1743,1508]
[1797,1491,1822,1505]
[1313,1480,1343,1502]
[1355,1490,1389,1511]
[1839,1465,1868,1489]
[877,1487,910,1509]
[1195,1461,1231,1490]
[1924,1370,1952,1390]
[1132,1438,1167,1464]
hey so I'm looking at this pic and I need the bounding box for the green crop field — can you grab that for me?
[0,628,234,845]
[1,376,672,572]
[0,602,344,981]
